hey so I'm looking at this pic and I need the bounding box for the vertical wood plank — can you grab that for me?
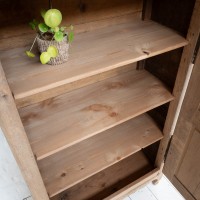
[156,0,200,173]
[140,0,153,70]
[176,129,200,197]
[172,178,196,200]
[0,62,49,200]
[163,49,200,199]
[142,0,152,20]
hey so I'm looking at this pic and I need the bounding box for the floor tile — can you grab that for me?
[147,176,185,200]
[129,187,157,200]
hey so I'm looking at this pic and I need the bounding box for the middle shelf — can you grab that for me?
[19,67,173,160]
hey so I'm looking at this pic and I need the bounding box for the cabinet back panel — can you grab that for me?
[0,0,142,50]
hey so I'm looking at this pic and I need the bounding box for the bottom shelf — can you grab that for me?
[38,114,162,197]
[51,151,155,200]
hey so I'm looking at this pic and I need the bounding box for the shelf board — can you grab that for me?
[38,115,162,197]
[50,152,156,200]
[1,20,187,107]
[19,69,173,160]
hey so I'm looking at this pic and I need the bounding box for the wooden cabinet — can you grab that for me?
[164,43,200,200]
[0,0,199,199]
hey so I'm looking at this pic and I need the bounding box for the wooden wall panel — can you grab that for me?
[146,0,195,90]
[151,0,195,36]
[0,0,142,27]
[176,129,200,200]
[144,0,196,131]
[0,0,142,50]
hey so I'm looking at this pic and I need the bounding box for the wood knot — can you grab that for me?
[61,172,66,177]
[0,91,7,98]
[101,183,106,188]
[107,82,126,89]
[21,112,38,123]
[109,112,118,117]
[84,104,112,112]
[40,97,57,108]
[117,156,121,160]
[83,104,118,118]
[142,48,150,55]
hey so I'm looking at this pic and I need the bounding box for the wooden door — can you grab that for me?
[164,44,200,200]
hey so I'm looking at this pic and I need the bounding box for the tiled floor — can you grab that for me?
[124,176,185,200]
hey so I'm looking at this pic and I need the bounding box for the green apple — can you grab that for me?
[47,46,58,58]
[44,9,62,28]
[40,52,51,64]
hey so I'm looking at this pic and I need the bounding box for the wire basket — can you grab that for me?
[37,36,69,65]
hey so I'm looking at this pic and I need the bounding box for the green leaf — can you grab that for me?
[29,22,36,30]
[40,52,51,64]
[25,51,35,58]
[33,19,39,26]
[41,9,46,18]
[29,19,39,30]
[54,31,64,42]
[60,26,66,31]
[38,23,49,33]
[50,28,55,33]
[54,27,59,32]
[68,31,74,43]
[50,27,59,33]
[70,25,74,31]
[47,46,58,58]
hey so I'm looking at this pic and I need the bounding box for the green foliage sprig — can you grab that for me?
[26,8,74,64]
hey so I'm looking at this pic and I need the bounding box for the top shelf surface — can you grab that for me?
[0,20,187,106]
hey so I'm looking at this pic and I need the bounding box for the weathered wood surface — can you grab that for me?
[164,38,200,200]
[19,69,173,160]
[155,0,200,171]
[104,168,160,200]
[176,129,200,200]
[38,114,162,197]
[50,151,154,200]
[0,0,142,50]
[0,20,187,107]
[16,63,136,108]
[172,178,196,200]
[0,62,49,200]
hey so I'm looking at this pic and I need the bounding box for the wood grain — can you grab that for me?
[16,63,136,108]
[172,177,196,200]
[0,20,187,107]
[39,137,157,198]
[19,69,172,160]
[156,0,200,171]
[104,168,160,200]
[0,0,142,50]
[0,62,49,200]
[176,129,200,199]
[50,152,154,200]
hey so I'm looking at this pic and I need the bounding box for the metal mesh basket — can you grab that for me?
[36,36,69,65]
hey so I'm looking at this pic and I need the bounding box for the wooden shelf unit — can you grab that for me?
[0,0,198,200]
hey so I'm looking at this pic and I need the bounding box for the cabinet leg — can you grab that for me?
[152,171,163,185]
